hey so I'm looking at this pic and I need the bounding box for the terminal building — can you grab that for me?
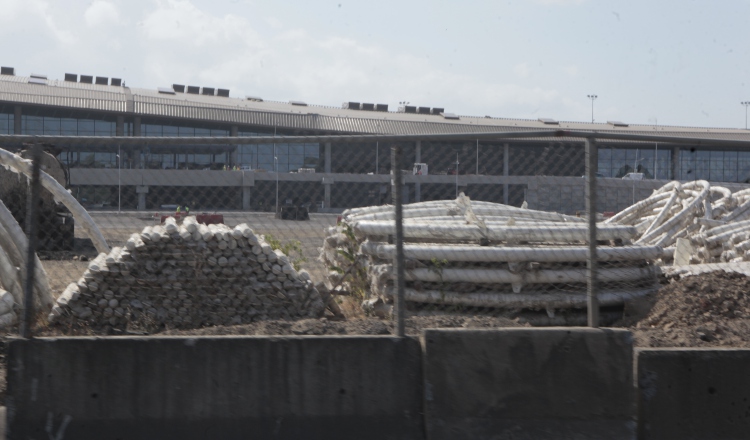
[1,66,750,213]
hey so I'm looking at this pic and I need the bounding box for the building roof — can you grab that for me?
[2,73,750,142]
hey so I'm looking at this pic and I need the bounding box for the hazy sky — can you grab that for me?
[2,0,749,128]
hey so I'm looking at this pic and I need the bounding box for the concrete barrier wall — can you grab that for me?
[421,328,636,440]
[637,348,750,440]
[7,336,423,440]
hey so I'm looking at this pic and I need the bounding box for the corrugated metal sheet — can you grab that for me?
[0,77,127,112]
[4,75,750,143]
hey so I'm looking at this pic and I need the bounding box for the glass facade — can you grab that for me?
[21,115,116,136]
[238,131,320,173]
[598,146,671,180]
[0,110,12,134]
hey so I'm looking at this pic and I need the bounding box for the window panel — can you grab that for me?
[162,125,179,136]
[60,118,78,135]
[22,115,44,135]
[178,126,195,137]
[43,117,61,135]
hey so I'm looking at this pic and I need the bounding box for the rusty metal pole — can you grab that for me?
[391,144,406,337]
[20,143,43,339]
[585,137,599,327]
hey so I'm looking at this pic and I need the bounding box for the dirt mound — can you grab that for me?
[624,271,750,347]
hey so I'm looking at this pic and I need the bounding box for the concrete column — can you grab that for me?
[116,115,124,137]
[414,140,421,202]
[14,105,21,134]
[324,142,332,173]
[671,147,680,180]
[133,149,142,169]
[503,143,510,205]
[230,125,239,167]
[136,185,148,211]
[242,186,251,210]
[133,117,141,137]
[324,142,332,208]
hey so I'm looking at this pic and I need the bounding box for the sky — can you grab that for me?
[1,0,749,129]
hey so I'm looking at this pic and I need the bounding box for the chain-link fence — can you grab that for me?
[2,131,750,336]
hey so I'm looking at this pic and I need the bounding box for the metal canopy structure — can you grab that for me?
[2,130,750,149]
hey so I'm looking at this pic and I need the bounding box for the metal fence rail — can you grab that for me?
[2,130,750,337]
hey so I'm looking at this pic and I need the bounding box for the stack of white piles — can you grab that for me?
[50,216,326,328]
[607,180,750,264]
[322,194,660,313]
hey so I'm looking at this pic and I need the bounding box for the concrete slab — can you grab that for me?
[637,348,750,440]
[7,336,423,440]
[421,328,635,440]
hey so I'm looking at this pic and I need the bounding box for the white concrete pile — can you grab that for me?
[49,217,326,328]
[321,194,660,314]
[606,180,750,265]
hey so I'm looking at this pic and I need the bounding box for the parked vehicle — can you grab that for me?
[413,163,429,175]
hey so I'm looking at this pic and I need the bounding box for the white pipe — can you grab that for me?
[400,266,656,285]
[637,181,709,245]
[355,221,636,242]
[398,287,657,308]
[643,189,679,237]
[0,147,109,253]
[0,243,22,303]
[0,199,54,310]
[360,242,663,262]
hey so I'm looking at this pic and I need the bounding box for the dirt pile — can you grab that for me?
[625,271,750,347]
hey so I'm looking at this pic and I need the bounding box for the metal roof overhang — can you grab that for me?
[2,130,750,149]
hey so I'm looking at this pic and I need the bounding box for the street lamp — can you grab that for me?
[587,94,598,123]
[742,101,750,129]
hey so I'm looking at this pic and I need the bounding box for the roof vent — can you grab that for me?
[361,103,375,111]
[64,73,78,82]
[375,104,388,112]
[431,107,445,115]
[186,85,200,94]
[95,76,108,85]
[201,87,215,96]
[158,87,176,95]
[217,88,230,97]
[343,102,360,110]
[290,100,307,106]
[441,112,459,120]
[538,118,559,125]
[608,120,629,127]
[172,84,185,93]
[79,75,93,84]
[110,78,122,87]
[417,106,431,114]
[30,73,48,80]
[246,95,263,102]
[0,66,14,76]
[28,77,47,86]
[398,105,417,113]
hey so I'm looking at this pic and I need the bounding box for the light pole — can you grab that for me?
[116,146,121,212]
[587,94,598,123]
[455,152,459,198]
[742,101,750,129]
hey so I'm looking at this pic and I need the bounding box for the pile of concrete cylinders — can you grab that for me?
[49,217,325,329]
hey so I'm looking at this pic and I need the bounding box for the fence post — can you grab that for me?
[585,137,599,327]
[20,143,43,339]
[391,144,406,337]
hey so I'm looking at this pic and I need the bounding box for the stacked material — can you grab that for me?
[606,180,750,265]
[321,194,660,313]
[50,217,326,328]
